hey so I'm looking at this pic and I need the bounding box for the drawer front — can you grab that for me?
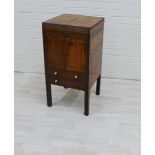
[48,67,64,86]
[50,77,64,87]
[65,71,85,82]
[64,71,86,90]
[48,68,86,90]
[63,79,85,90]
[48,67,64,79]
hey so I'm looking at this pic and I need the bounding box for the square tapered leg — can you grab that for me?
[96,75,101,95]
[46,81,52,107]
[84,90,90,116]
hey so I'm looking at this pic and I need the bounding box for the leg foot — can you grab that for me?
[84,90,90,116]
[46,82,52,107]
[96,75,101,95]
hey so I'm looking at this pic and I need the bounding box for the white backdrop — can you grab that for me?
[15,0,140,80]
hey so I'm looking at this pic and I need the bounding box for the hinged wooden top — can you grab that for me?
[44,14,104,29]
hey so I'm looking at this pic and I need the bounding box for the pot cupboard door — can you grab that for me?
[45,33,65,69]
[65,38,86,73]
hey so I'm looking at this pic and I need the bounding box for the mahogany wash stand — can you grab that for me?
[42,14,104,116]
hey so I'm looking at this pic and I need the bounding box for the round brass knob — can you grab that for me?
[55,80,58,83]
[54,72,57,75]
[74,75,78,79]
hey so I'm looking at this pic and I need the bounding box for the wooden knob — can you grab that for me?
[54,72,57,75]
[74,75,78,79]
[55,80,58,83]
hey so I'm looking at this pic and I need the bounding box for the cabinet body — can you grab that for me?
[43,29,88,90]
[42,14,104,115]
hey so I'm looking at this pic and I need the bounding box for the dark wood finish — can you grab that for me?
[42,14,104,116]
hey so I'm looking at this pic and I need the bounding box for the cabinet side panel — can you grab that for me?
[89,20,104,89]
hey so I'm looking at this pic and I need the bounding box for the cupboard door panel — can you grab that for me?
[46,34,65,69]
[66,38,86,73]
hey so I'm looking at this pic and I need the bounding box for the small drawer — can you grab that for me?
[50,77,63,86]
[48,68,64,78]
[63,78,85,90]
[65,71,85,82]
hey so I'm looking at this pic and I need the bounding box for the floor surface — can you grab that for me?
[15,72,141,155]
